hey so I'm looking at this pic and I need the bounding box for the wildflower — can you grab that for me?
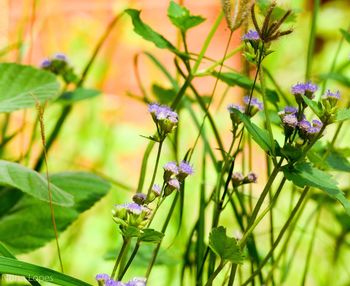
[126,277,147,286]
[291,81,318,106]
[244,96,263,117]
[132,193,147,205]
[40,59,51,69]
[53,53,68,61]
[312,119,323,129]
[164,178,180,196]
[282,114,298,128]
[112,203,150,228]
[244,172,257,183]
[177,161,194,181]
[298,119,312,133]
[232,172,244,187]
[284,106,298,114]
[163,161,179,181]
[106,279,124,286]
[96,273,110,282]
[242,29,260,41]
[227,104,244,125]
[148,103,178,137]
[322,89,341,114]
[147,184,161,203]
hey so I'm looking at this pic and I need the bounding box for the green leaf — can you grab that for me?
[125,9,178,53]
[209,226,244,264]
[302,96,323,117]
[326,150,350,172]
[283,162,350,215]
[122,226,141,239]
[0,160,73,207]
[0,63,60,113]
[340,28,350,44]
[231,109,273,153]
[0,256,91,286]
[167,1,205,32]
[336,108,350,122]
[57,88,100,105]
[140,228,164,243]
[0,172,110,253]
[152,84,176,104]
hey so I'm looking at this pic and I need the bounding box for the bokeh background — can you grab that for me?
[1,0,350,285]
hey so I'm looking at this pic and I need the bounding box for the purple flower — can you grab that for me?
[244,96,263,111]
[227,104,244,113]
[163,162,179,175]
[53,53,67,61]
[178,161,194,176]
[167,178,180,190]
[132,193,147,205]
[126,203,143,215]
[291,81,318,97]
[323,89,340,99]
[246,172,257,183]
[284,106,298,114]
[242,30,260,41]
[40,59,51,68]
[312,119,323,129]
[282,114,298,128]
[96,273,110,282]
[148,103,178,134]
[298,119,312,132]
[307,127,320,135]
[232,172,244,186]
[151,184,161,196]
[126,277,147,286]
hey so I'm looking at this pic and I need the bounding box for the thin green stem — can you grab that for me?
[305,0,320,80]
[204,260,226,286]
[118,241,140,280]
[111,237,130,280]
[146,140,164,197]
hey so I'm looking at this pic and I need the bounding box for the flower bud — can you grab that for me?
[164,178,180,196]
[232,172,244,187]
[132,193,147,205]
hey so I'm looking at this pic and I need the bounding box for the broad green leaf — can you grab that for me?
[0,63,59,113]
[336,108,350,122]
[167,1,205,32]
[320,73,350,87]
[122,226,141,239]
[231,109,273,153]
[0,172,110,253]
[340,28,350,44]
[0,160,73,207]
[140,228,164,243]
[0,256,90,286]
[326,150,350,172]
[302,96,323,117]
[152,84,176,104]
[283,162,350,215]
[57,88,100,105]
[209,226,244,264]
[125,9,178,53]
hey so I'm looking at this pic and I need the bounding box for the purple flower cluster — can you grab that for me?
[323,89,340,100]
[232,171,258,186]
[242,30,260,41]
[96,274,146,286]
[162,161,194,196]
[148,103,178,137]
[112,202,150,227]
[148,103,178,123]
[291,81,318,96]
[243,96,263,111]
[227,96,263,123]
[40,52,68,69]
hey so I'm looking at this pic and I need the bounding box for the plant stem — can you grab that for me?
[118,241,140,280]
[204,260,226,286]
[241,186,310,286]
[146,140,164,197]
[305,0,320,80]
[111,237,130,280]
